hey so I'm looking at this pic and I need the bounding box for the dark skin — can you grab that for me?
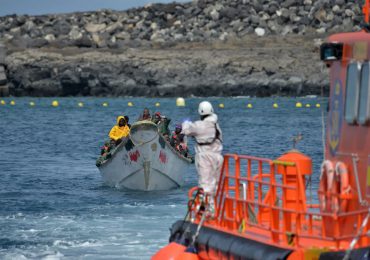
[143,109,150,117]
[118,118,126,127]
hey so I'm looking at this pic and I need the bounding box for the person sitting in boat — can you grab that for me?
[182,101,223,216]
[138,108,151,121]
[170,124,183,147]
[124,115,131,128]
[176,134,189,157]
[153,112,171,137]
[152,112,162,124]
[100,141,111,157]
[109,116,130,145]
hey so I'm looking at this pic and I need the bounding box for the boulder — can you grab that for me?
[85,23,107,33]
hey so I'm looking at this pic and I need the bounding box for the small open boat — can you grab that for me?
[97,121,192,191]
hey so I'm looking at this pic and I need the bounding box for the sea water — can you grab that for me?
[0,97,326,259]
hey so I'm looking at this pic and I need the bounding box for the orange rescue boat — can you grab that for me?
[153,1,370,259]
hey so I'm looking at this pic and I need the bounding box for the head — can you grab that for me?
[155,112,161,119]
[198,101,214,120]
[117,116,126,127]
[175,124,182,134]
[143,108,150,116]
[124,115,129,123]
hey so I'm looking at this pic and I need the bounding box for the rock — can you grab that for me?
[105,22,123,34]
[115,31,131,40]
[92,33,107,48]
[150,22,158,30]
[254,27,265,36]
[282,0,296,8]
[53,20,71,35]
[332,5,341,14]
[75,35,93,48]
[316,27,326,34]
[23,20,35,32]
[345,9,355,17]
[314,8,327,23]
[85,23,107,33]
[44,34,55,42]
[69,26,83,41]
[210,9,219,21]
[219,31,228,41]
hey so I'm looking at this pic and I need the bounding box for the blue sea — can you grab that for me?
[0,97,326,259]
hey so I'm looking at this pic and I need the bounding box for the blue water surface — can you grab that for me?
[0,97,326,259]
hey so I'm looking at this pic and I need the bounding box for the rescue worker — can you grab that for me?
[182,101,223,215]
[109,116,130,145]
[138,108,151,121]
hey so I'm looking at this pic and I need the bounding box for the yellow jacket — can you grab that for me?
[109,116,130,141]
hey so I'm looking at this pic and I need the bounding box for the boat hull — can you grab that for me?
[169,220,292,260]
[97,121,191,191]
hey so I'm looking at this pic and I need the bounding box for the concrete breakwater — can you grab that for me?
[0,0,362,96]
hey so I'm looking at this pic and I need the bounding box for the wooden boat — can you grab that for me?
[97,121,192,191]
[153,1,370,259]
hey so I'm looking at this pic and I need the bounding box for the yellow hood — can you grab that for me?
[116,116,125,125]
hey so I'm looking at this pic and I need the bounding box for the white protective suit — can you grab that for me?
[182,113,223,196]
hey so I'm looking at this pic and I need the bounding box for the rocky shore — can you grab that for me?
[0,0,363,96]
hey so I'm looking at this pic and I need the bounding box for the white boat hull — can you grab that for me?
[97,121,191,191]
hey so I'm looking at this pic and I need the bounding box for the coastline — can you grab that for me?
[0,0,361,97]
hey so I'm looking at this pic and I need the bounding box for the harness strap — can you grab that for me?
[196,123,222,146]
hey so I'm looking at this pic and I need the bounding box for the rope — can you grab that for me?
[343,208,370,260]
[175,188,203,243]
[189,206,208,249]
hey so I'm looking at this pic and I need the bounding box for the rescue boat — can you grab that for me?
[152,1,370,259]
[97,121,192,191]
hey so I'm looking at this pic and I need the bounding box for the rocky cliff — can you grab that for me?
[0,0,363,96]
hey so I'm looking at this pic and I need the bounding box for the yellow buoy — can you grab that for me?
[247,103,253,108]
[295,102,302,108]
[128,102,133,107]
[155,102,160,107]
[306,104,311,108]
[0,100,6,105]
[316,103,321,108]
[78,102,84,107]
[52,100,59,107]
[102,102,108,107]
[29,101,35,107]
[176,97,185,107]
[273,103,278,108]
[10,100,15,106]
[219,103,225,108]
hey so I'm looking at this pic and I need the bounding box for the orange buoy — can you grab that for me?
[151,242,186,260]
[333,161,351,213]
[319,160,335,212]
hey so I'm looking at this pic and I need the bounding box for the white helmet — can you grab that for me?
[198,101,214,115]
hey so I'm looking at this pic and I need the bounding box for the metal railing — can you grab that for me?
[189,154,370,250]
